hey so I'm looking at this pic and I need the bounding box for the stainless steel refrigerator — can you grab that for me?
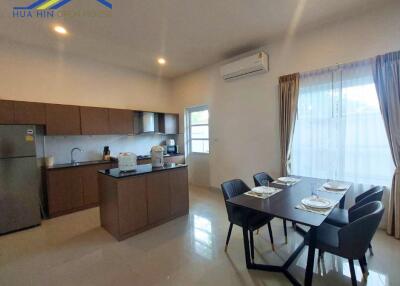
[0,125,43,234]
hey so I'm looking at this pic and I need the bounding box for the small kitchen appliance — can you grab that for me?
[166,138,178,154]
[151,146,164,167]
[103,146,111,161]
[118,152,137,172]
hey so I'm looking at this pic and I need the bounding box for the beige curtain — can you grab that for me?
[373,51,400,239]
[279,73,300,176]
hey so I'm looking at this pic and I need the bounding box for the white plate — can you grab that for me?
[252,186,276,194]
[323,182,348,191]
[277,177,298,184]
[301,197,332,209]
[252,186,268,194]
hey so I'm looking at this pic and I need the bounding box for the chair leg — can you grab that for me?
[224,223,233,252]
[250,231,255,261]
[267,222,275,251]
[318,249,324,263]
[359,259,365,274]
[348,259,357,286]
[369,243,374,256]
[283,219,288,244]
[361,255,369,275]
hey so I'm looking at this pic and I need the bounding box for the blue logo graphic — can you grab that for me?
[14,0,112,10]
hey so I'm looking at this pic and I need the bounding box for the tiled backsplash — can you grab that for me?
[44,134,180,164]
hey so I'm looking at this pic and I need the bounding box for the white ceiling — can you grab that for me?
[0,0,393,78]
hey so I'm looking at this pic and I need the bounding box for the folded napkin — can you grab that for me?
[245,187,282,200]
[295,198,336,216]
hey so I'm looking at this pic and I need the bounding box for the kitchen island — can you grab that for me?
[98,163,188,241]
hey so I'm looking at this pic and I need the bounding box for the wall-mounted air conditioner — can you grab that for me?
[220,51,269,81]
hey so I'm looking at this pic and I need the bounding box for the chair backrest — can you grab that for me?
[253,172,274,187]
[338,201,384,259]
[355,186,382,203]
[349,188,384,219]
[221,179,250,222]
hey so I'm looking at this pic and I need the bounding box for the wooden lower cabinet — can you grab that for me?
[169,168,189,216]
[46,163,115,217]
[81,166,99,206]
[147,172,171,224]
[47,168,84,217]
[98,166,189,241]
[118,177,148,235]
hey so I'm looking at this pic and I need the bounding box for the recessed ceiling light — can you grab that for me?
[157,58,166,65]
[53,25,68,35]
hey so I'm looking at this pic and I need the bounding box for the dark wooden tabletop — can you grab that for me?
[227,177,352,227]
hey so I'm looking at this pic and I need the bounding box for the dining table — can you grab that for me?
[226,176,352,286]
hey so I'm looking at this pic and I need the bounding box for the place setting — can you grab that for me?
[245,186,282,199]
[296,195,336,216]
[318,180,351,195]
[272,176,301,186]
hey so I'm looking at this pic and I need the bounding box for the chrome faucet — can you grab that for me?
[71,148,83,165]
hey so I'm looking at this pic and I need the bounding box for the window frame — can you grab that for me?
[186,105,209,155]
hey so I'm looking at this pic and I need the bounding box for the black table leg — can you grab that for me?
[305,227,317,286]
[242,226,252,268]
[339,195,346,209]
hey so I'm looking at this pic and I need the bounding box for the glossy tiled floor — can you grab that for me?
[1,185,399,286]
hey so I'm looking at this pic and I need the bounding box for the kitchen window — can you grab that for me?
[187,105,209,154]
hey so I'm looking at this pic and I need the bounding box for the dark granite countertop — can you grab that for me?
[46,153,185,170]
[46,159,116,170]
[136,153,185,160]
[98,163,187,178]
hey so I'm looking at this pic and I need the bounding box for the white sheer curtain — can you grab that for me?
[291,60,394,186]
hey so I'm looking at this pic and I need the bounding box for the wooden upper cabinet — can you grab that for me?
[46,104,81,135]
[80,107,110,135]
[0,100,15,124]
[159,113,179,134]
[14,101,46,125]
[108,109,133,135]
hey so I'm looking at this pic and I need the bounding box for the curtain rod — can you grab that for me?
[300,56,375,76]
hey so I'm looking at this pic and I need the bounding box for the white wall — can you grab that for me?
[0,40,182,165]
[172,1,400,189]
[0,40,175,113]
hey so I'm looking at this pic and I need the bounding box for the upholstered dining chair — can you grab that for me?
[325,186,383,256]
[221,179,276,260]
[253,172,288,243]
[309,201,384,286]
